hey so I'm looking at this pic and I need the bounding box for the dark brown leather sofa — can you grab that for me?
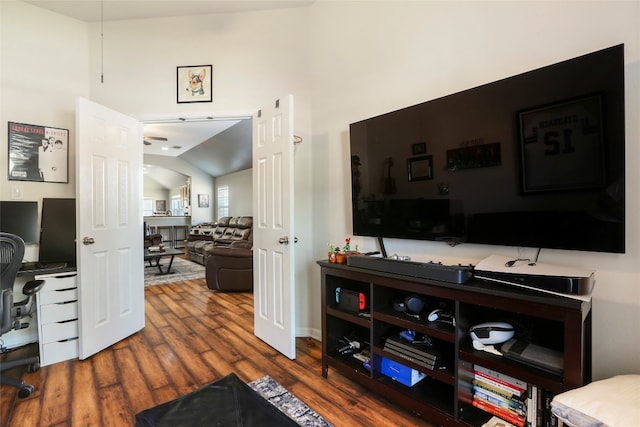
[187,216,252,265]
[187,216,253,292]
[205,244,253,292]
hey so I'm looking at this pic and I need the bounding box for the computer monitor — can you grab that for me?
[0,200,39,243]
[38,198,76,266]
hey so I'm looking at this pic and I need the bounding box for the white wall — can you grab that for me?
[3,0,638,380]
[0,1,89,260]
[216,168,252,217]
[308,1,640,380]
[144,154,215,224]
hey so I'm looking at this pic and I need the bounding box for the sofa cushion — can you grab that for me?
[194,240,211,253]
[213,226,227,239]
[551,375,640,427]
[235,216,253,229]
[217,217,231,226]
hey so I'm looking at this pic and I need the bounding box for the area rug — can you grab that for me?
[144,257,205,286]
[248,375,332,427]
[134,373,332,427]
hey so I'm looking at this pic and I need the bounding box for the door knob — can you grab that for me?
[278,236,299,244]
[82,237,95,245]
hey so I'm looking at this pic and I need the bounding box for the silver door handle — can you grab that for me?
[82,237,95,245]
[278,236,299,245]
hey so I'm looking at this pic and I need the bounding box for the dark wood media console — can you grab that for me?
[319,260,592,426]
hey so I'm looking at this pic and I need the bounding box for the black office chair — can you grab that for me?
[1,233,45,398]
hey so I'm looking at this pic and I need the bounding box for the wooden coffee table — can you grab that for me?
[144,248,184,275]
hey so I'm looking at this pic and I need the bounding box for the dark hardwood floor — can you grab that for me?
[1,276,432,426]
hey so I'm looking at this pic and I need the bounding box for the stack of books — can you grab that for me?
[472,365,529,427]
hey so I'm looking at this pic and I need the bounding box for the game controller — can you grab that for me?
[427,308,456,325]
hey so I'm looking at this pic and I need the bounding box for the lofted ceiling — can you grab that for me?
[143,165,189,191]
[21,0,309,182]
[21,0,316,23]
[143,118,253,189]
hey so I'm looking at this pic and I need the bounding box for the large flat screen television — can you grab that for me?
[39,198,76,266]
[349,44,625,253]
[0,201,39,243]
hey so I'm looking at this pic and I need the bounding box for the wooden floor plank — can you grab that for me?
[71,359,101,427]
[1,275,434,427]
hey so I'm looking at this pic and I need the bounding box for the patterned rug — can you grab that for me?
[135,373,332,427]
[249,375,333,427]
[144,257,205,286]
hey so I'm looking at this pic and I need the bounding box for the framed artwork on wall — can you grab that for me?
[518,94,605,193]
[177,65,212,103]
[408,155,433,182]
[198,194,209,208]
[155,200,166,212]
[411,142,427,155]
[8,121,69,183]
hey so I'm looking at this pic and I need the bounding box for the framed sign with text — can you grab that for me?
[518,94,605,193]
[8,122,69,183]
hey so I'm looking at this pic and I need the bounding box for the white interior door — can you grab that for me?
[76,97,145,359]
[253,95,296,359]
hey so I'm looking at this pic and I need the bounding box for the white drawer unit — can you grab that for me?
[35,271,79,366]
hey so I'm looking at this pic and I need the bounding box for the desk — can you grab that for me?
[144,248,184,275]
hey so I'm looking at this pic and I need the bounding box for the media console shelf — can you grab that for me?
[319,260,592,426]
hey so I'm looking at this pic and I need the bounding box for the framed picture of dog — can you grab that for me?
[177,65,212,103]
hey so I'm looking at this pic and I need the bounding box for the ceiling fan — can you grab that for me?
[143,135,167,146]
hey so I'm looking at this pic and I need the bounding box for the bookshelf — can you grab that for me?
[319,260,591,426]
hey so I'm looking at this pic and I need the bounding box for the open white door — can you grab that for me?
[253,95,296,359]
[76,97,145,359]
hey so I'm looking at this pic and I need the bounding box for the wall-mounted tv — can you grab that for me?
[39,198,76,266]
[0,201,39,243]
[349,44,625,253]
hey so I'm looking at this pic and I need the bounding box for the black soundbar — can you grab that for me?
[346,255,472,284]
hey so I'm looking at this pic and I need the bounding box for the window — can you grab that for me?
[217,185,229,218]
[143,198,153,216]
[171,196,183,216]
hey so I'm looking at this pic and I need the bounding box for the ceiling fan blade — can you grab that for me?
[143,140,152,145]
[144,136,168,141]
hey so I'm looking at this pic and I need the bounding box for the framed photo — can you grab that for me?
[8,122,69,183]
[411,142,427,155]
[155,200,166,212]
[518,94,605,193]
[408,155,433,182]
[446,142,501,171]
[198,194,209,208]
[177,65,212,103]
